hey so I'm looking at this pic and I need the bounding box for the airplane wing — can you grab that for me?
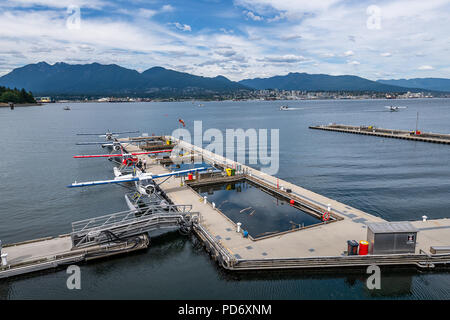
[111,131,140,135]
[73,149,173,159]
[76,142,112,145]
[76,139,163,146]
[130,150,172,155]
[67,167,207,188]
[76,133,107,136]
[67,176,140,188]
[76,131,140,136]
[150,167,208,180]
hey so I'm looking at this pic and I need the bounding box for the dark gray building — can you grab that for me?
[366,222,418,254]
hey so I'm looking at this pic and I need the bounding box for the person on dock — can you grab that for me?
[143,159,147,169]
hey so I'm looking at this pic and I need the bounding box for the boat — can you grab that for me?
[280,105,289,111]
[63,106,71,110]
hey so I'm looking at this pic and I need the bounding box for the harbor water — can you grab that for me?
[0,98,449,299]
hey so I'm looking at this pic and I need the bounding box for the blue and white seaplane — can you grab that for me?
[67,167,207,212]
[68,167,206,188]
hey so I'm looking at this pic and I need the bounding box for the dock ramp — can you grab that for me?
[71,204,198,248]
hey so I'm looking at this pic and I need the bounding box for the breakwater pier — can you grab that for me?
[309,124,450,144]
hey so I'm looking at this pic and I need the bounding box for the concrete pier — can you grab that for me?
[1,135,449,279]
[121,136,450,270]
[309,124,450,144]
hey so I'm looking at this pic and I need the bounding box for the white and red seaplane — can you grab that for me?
[73,145,172,177]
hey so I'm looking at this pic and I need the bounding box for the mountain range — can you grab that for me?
[239,72,423,92]
[377,78,450,92]
[0,62,247,97]
[0,62,447,97]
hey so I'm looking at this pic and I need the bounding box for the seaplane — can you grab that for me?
[76,130,140,141]
[67,167,206,188]
[73,146,173,177]
[385,106,407,112]
[76,136,165,150]
[67,167,208,213]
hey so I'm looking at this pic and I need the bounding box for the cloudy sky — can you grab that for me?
[1,0,449,80]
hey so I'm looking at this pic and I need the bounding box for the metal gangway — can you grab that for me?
[71,204,198,248]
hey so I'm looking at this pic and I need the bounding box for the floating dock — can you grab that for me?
[1,135,449,279]
[122,136,450,270]
[309,124,450,144]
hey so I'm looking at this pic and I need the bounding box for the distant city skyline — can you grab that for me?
[1,0,449,81]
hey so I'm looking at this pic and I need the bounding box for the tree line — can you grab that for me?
[0,86,36,103]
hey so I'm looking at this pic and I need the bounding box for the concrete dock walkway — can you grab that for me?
[121,137,450,270]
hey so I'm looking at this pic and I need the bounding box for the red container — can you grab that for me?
[187,173,193,180]
[359,240,369,255]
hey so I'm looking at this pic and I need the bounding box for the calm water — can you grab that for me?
[194,180,321,238]
[0,99,449,299]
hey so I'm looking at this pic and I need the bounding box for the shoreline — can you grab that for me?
[50,97,448,104]
[0,103,42,108]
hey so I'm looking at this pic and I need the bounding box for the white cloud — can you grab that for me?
[259,54,306,63]
[138,9,157,18]
[173,22,191,32]
[279,34,302,41]
[267,12,287,22]
[343,50,354,57]
[161,4,175,12]
[245,11,263,21]
[418,65,433,70]
[236,0,342,13]
[5,0,104,9]
[0,0,449,81]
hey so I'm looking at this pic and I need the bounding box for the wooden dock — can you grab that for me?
[309,124,450,144]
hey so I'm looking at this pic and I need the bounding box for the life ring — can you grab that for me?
[322,211,330,221]
[123,157,138,166]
